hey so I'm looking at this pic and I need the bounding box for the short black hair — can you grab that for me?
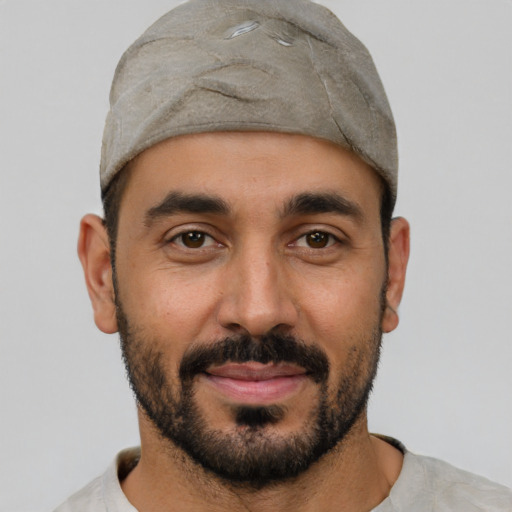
[101,164,132,267]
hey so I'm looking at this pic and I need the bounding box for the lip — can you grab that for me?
[202,362,308,405]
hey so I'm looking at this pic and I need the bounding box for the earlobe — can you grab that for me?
[77,214,118,334]
[381,217,410,333]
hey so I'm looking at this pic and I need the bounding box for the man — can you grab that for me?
[56,0,512,510]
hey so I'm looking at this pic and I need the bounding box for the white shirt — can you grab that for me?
[54,442,512,511]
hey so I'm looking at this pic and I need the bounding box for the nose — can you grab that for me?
[216,245,299,337]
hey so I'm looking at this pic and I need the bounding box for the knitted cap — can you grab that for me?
[100,0,397,204]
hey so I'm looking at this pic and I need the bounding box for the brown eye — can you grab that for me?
[305,231,331,248]
[179,231,208,248]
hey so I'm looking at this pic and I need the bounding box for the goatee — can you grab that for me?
[117,302,382,488]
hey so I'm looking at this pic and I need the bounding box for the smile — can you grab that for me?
[203,362,309,404]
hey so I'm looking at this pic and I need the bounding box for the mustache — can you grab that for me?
[179,332,330,384]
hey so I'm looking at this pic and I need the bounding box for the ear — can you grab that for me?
[77,214,118,334]
[381,217,410,333]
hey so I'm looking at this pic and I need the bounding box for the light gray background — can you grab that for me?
[1,1,511,511]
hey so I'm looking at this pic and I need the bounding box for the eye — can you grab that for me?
[172,231,217,249]
[295,231,337,249]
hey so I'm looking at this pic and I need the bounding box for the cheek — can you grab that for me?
[304,278,382,326]
[297,264,385,352]
[116,259,223,344]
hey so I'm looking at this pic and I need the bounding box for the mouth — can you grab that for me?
[202,362,309,405]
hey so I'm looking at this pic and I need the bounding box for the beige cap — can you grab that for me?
[100,0,398,205]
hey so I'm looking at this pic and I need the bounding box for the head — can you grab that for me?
[78,0,409,489]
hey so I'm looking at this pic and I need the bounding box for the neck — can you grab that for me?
[121,411,403,512]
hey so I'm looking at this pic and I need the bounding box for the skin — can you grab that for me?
[78,132,410,512]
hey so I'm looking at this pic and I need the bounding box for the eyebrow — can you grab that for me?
[281,192,364,221]
[144,191,230,226]
[144,190,363,226]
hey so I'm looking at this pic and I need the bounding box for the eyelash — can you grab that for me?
[292,230,342,249]
[168,230,219,250]
[166,228,342,251]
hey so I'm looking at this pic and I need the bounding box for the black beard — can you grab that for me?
[117,305,382,489]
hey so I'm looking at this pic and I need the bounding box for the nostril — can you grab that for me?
[226,322,243,333]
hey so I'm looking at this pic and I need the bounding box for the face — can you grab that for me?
[83,132,407,487]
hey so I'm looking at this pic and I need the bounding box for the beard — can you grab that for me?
[116,299,383,488]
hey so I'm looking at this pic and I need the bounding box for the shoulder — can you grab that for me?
[53,448,140,512]
[387,451,512,511]
[53,475,104,512]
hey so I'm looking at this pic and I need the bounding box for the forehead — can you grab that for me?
[119,131,383,220]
